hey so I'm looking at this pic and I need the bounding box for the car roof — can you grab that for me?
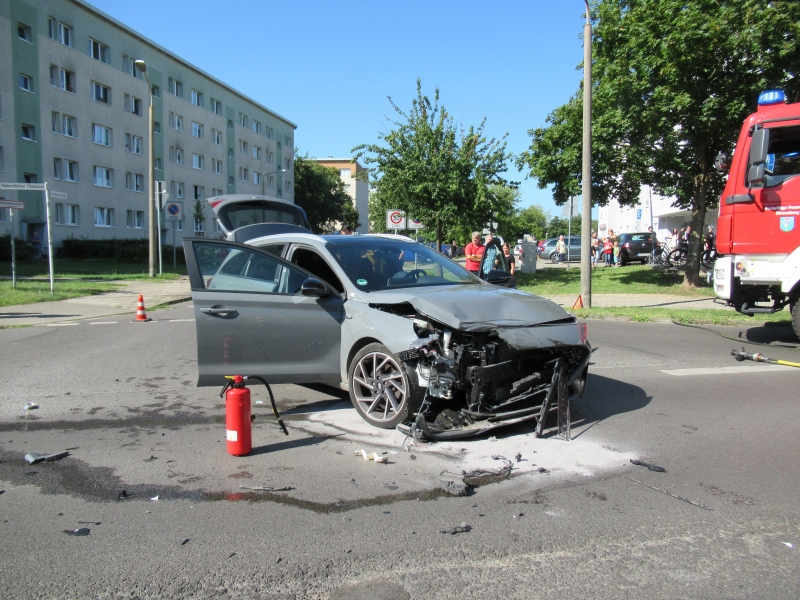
[246,232,419,247]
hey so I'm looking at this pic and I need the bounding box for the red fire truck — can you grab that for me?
[713,90,800,339]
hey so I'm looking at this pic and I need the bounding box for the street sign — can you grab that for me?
[0,182,46,191]
[0,200,25,209]
[49,190,68,200]
[164,201,183,221]
[636,208,642,219]
[386,209,406,230]
[407,218,424,230]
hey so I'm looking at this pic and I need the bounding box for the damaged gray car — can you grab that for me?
[184,222,591,440]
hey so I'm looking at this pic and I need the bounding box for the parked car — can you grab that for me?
[183,216,591,441]
[617,232,660,265]
[540,236,583,263]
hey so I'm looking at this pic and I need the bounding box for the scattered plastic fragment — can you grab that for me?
[78,521,101,525]
[23,403,39,411]
[782,542,794,549]
[150,495,159,501]
[181,538,190,546]
[239,485,293,492]
[488,436,498,442]
[513,513,525,520]
[630,458,666,473]
[354,449,387,463]
[143,455,158,462]
[440,522,471,535]
[627,477,712,510]
[25,451,69,465]
[515,452,523,463]
[63,528,90,536]
[441,480,469,496]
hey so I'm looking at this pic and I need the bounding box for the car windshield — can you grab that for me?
[220,201,310,231]
[327,239,479,291]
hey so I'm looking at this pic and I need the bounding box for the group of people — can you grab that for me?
[589,230,621,267]
[464,232,516,277]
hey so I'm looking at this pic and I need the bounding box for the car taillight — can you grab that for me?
[624,243,630,249]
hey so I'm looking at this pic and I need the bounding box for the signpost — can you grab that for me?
[0,199,25,289]
[164,201,182,268]
[386,209,406,230]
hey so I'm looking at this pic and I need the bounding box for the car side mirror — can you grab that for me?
[749,128,770,166]
[485,270,512,286]
[301,278,331,297]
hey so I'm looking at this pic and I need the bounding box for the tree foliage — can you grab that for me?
[353,80,512,248]
[293,153,360,234]
[518,0,800,285]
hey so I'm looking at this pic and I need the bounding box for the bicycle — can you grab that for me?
[701,247,717,269]
[667,243,687,268]
[649,237,672,266]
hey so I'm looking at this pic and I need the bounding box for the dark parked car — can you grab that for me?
[618,232,660,265]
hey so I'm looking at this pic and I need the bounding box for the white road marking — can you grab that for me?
[47,322,78,326]
[167,319,195,322]
[661,365,795,376]
[89,321,117,325]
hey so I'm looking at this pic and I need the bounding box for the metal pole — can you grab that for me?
[44,184,55,294]
[10,208,16,289]
[567,197,573,268]
[172,220,177,269]
[649,187,655,265]
[156,181,163,275]
[580,1,593,307]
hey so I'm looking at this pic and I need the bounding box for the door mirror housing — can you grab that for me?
[301,278,331,297]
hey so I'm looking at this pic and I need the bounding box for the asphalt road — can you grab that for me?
[0,303,798,599]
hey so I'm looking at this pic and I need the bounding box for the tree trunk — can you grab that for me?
[683,172,710,287]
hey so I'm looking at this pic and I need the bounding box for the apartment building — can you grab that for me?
[0,0,296,248]
[313,158,369,233]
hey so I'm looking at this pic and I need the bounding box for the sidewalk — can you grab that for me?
[0,277,192,327]
[0,274,725,328]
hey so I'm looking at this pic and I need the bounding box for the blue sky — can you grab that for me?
[88,0,591,219]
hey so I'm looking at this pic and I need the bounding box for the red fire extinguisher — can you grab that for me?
[221,375,251,456]
[219,375,289,457]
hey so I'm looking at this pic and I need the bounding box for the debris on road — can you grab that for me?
[440,480,470,496]
[117,490,131,501]
[24,451,69,465]
[627,478,712,511]
[239,485,293,492]
[23,402,39,411]
[150,495,160,502]
[63,528,91,536]
[782,542,794,549]
[630,458,667,472]
[440,522,471,535]
[354,449,387,463]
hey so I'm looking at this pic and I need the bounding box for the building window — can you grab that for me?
[228,148,234,158]
[285,157,291,170]
[212,159,222,174]
[19,74,33,92]
[93,166,113,188]
[21,124,36,141]
[169,147,185,165]
[64,160,79,182]
[94,207,115,227]
[169,112,184,131]
[267,126,274,140]
[55,203,80,226]
[239,167,248,181]
[127,210,145,229]
[339,168,351,177]
[227,119,234,130]
[91,81,111,105]
[240,140,248,155]
[0,147,4,172]
[154,157,162,171]
[125,133,143,154]
[214,219,222,233]
[174,219,184,232]
[122,55,142,78]
[285,135,292,147]
[210,98,222,115]
[170,181,185,199]
[267,151,274,164]
[252,120,261,134]
[52,112,77,137]
[48,17,73,47]
[253,146,261,160]
[212,188,224,197]
[192,154,204,170]
[18,23,32,42]
[89,39,109,63]
[191,89,203,107]
[24,173,38,184]
[125,172,144,192]
[168,77,183,98]
[50,65,76,93]
[267,175,275,189]
[254,172,262,185]
[239,113,248,128]
[228,176,234,187]
[212,129,222,145]
[192,121,204,139]
[194,216,205,233]
[92,124,112,146]
[193,185,205,201]
[53,158,63,180]
[151,84,160,98]
[124,94,142,117]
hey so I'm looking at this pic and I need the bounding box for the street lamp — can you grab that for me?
[134,59,157,278]
[580,1,593,307]
[261,168,286,196]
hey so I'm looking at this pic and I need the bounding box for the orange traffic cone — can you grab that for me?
[572,295,584,310]
[134,294,152,322]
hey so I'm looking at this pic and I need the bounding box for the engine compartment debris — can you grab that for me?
[25,451,70,465]
[630,458,667,472]
[440,522,472,535]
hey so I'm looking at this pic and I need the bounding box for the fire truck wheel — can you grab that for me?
[791,299,800,341]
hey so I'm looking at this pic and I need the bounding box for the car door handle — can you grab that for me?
[201,307,239,316]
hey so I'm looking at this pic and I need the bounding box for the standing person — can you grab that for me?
[29,230,42,259]
[705,225,715,250]
[671,228,680,250]
[501,242,515,275]
[450,240,458,259]
[556,235,567,263]
[464,231,484,276]
[683,225,692,245]
[603,237,613,266]
[341,224,353,235]
[481,234,499,278]
[608,229,618,243]
[590,231,599,268]
[613,240,621,267]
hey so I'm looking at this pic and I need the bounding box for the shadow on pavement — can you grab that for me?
[739,322,799,347]
[569,373,651,439]
[249,434,343,456]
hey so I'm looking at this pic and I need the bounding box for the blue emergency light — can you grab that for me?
[758,90,786,106]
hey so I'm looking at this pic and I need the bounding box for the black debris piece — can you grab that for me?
[441,480,470,496]
[117,490,132,501]
[77,521,101,525]
[440,523,472,535]
[143,455,158,462]
[238,485,293,492]
[63,528,91,536]
[630,459,667,473]
[181,538,190,546]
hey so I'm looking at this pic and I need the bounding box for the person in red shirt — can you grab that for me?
[464,231,485,276]
[603,237,613,266]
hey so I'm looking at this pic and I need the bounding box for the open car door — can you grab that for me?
[479,238,516,288]
[183,239,344,387]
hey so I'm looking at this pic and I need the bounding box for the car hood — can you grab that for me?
[365,285,572,332]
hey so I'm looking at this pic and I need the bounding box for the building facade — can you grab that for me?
[313,158,369,233]
[598,185,717,245]
[0,0,296,249]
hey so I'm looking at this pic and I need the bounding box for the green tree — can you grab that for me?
[293,153,360,233]
[511,205,549,241]
[353,80,511,250]
[518,0,800,286]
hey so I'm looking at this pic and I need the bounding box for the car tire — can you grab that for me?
[550,251,561,264]
[791,298,800,342]
[348,343,421,429]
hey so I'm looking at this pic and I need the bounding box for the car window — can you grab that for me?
[290,247,344,294]
[191,242,308,294]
